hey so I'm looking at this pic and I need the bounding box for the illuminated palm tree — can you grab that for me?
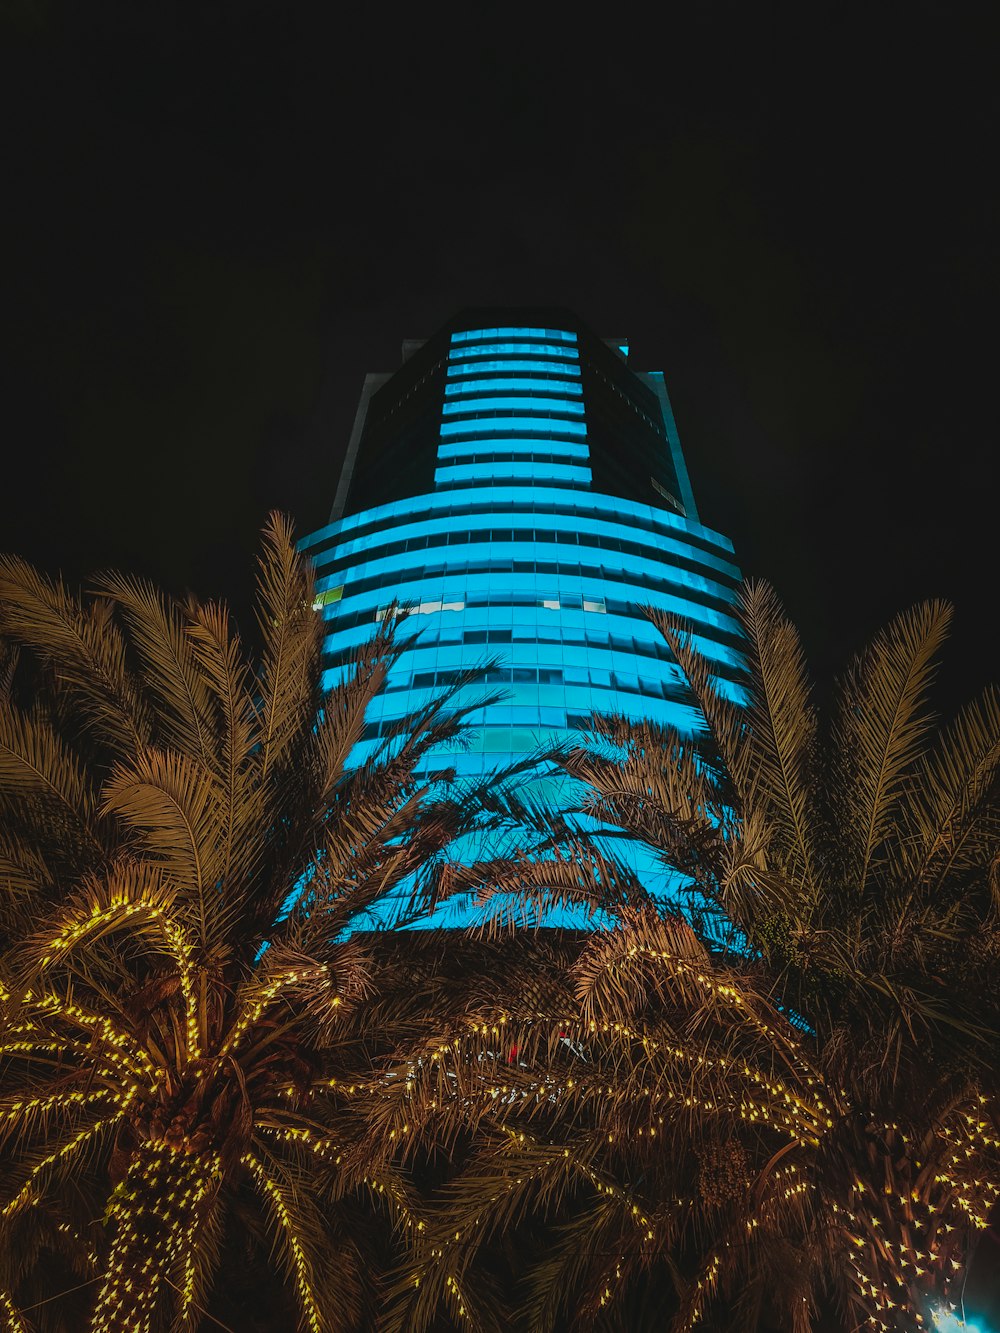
[376,583,1000,1332]
[0,516,506,1333]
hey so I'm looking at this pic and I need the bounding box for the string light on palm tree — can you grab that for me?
[0,516,523,1331]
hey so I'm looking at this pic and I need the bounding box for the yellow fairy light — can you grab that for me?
[0,1290,26,1333]
[2,1102,129,1220]
[243,1153,322,1333]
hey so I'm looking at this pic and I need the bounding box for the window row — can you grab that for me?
[321,619,740,679]
[358,708,678,746]
[439,420,589,442]
[323,593,742,657]
[438,439,589,461]
[433,475,593,493]
[325,626,670,671]
[445,378,582,397]
[447,360,583,379]
[441,398,586,417]
[394,665,565,689]
[303,497,734,569]
[435,463,591,486]
[459,601,607,627]
[313,521,735,591]
[435,478,592,496]
[369,594,610,622]
[380,663,687,702]
[328,556,733,617]
[320,564,732,629]
[451,327,577,343]
[590,362,664,434]
[434,451,590,469]
[448,343,579,362]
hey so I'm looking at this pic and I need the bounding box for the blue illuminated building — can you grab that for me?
[300,310,743,928]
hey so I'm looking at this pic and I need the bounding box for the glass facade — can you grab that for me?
[300,315,742,929]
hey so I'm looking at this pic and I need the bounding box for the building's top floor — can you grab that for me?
[331,308,698,524]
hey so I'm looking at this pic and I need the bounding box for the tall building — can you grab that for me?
[300,309,742,927]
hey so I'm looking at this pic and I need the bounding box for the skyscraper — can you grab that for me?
[300,309,742,927]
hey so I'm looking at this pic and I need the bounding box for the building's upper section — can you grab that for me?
[330,307,699,523]
[302,310,740,925]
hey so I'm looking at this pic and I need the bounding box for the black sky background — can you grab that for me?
[1,3,997,714]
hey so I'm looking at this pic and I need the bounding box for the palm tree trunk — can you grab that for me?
[90,1143,217,1333]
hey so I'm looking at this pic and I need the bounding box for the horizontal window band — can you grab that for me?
[448,343,580,361]
[316,560,740,638]
[432,484,595,497]
[429,676,679,699]
[323,626,685,669]
[306,507,739,581]
[321,625,745,687]
[300,488,737,567]
[434,463,592,485]
[352,692,708,744]
[440,417,588,437]
[442,396,586,416]
[436,458,590,473]
[437,438,589,460]
[440,439,589,456]
[445,378,584,397]
[446,360,583,379]
[451,327,577,343]
[382,665,684,695]
[320,608,745,674]
[312,524,735,594]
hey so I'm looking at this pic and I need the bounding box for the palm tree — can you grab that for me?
[375,582,1000,1332]
[0,515,507,1333]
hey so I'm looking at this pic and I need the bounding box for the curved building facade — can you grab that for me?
[299,310,742,927]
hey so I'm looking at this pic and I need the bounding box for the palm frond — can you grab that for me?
[907,682,1000,899]
[832,598,951,893]
[0,703,103,864]
[184,598,262,920]
[645,606,745,769]
[0,554,150,754]
[92,571,216,765]
[243,1150,341,1333]
[101,748,227,943]
[254,512,323,786]
[733,581,819,893]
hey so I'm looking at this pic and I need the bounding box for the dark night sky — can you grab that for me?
[1,4,997,713]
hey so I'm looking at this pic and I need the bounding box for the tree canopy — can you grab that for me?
[381,584,1000,1332]
[0,516,514,1331]
[1,540,997,1332]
